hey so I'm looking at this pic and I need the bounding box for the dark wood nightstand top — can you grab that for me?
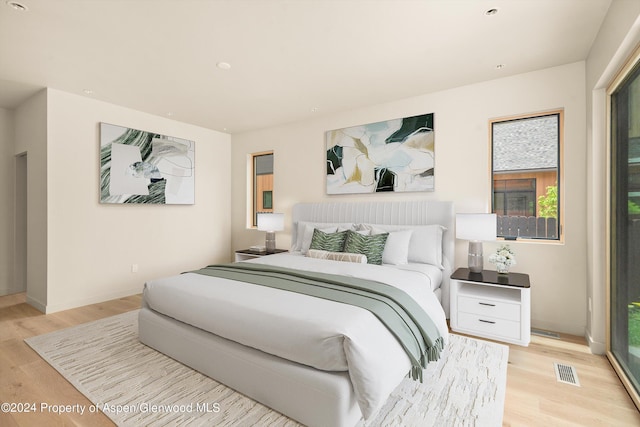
[235,248,289,256]
[451,267,530,288]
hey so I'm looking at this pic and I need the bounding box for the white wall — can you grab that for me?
[40,89,231,313]
[585,1,640,353]
[0,107,15,295]
[232,62,588,336]
[14,90,48,310]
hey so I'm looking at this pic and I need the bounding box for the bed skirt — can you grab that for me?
[138,307,362,427]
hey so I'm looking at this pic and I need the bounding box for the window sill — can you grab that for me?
[497,237,564,245]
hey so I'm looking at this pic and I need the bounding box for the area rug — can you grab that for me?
[25,310,508,426]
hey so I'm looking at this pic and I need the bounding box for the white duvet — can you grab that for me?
[142,253,448,419]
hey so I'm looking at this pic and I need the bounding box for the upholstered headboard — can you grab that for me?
[291,201,454,317]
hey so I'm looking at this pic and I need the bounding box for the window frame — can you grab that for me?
[249,151,274,228]
[489,110,564,242]
[605,39,640,413]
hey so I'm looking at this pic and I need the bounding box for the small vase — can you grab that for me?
[496,265,509,275]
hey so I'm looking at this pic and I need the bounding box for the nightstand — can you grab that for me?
[450,267,531,346]
[234,248,288,262]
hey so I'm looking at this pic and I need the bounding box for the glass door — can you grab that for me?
[610,58,640,400]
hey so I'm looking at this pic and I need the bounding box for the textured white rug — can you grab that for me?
[25,310,508,427]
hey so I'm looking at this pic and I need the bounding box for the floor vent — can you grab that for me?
[532,329,560,339]
[554,362,580,386]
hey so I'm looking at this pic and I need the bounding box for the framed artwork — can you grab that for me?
[326,113,434,194]
[100,123,195,204]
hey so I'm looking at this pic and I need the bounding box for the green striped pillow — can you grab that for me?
[343,230,389,265]
[309,229,348,252]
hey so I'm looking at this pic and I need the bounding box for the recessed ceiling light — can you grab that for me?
[485,8,498,16]
[216,62,231,70]
[6,1,28,11]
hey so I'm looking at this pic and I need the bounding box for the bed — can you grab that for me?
[138,200,454,427]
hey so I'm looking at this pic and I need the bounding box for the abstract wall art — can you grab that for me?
[100,123,195,204]
[326,113,434,194]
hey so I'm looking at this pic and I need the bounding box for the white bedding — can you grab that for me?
[390,262,443,292]
[142,253,448,419]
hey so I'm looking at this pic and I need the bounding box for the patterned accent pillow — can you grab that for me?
[357,223,446,268]
[309,229,348,252]
[293,221,355,253]
[307,249,368,264]
[343,230,389,265]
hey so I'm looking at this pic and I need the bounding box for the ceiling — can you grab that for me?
[0,0,612,134]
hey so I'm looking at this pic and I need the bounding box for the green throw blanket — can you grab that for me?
[190,262,445,381]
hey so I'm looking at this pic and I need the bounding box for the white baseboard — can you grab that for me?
[43,286,142,314]
[587,331,606,355]
[26,295,46,313]
[0,285,26,297]
[532,320,584,337]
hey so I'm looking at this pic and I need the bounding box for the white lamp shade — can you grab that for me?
[257,213,285,232]
[455,213,497,241]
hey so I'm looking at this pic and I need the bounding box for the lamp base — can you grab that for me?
[265,231,276,253]
[468,241,483,273]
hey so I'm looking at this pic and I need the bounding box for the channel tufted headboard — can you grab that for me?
[291,200,455,317]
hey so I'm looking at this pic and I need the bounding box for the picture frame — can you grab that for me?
[100,123,195,204]
[326,113,434,194]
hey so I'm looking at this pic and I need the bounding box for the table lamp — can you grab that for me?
[455,213,497,273]
[257,213,285,253]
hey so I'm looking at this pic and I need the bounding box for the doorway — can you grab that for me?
[610,54,640,405]
[14,152,27,295]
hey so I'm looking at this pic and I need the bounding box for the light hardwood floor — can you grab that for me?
[1,292,639,426]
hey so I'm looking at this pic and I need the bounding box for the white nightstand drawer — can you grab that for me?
[457,312,521,341]
[458,295,521,321]
[451,269,530,346]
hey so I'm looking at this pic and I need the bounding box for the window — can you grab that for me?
[609,43,640,411]
[490,111,562,240]
[493,178,536,217]
[251,152,273,227]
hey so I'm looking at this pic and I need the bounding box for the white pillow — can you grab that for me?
[381,230,413,265]
[357,224,412,265]
[357,223,446,268]
[307,249,368,264]
[408,225,446,268]
[354,228,371,236]
[356,223,384,235]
